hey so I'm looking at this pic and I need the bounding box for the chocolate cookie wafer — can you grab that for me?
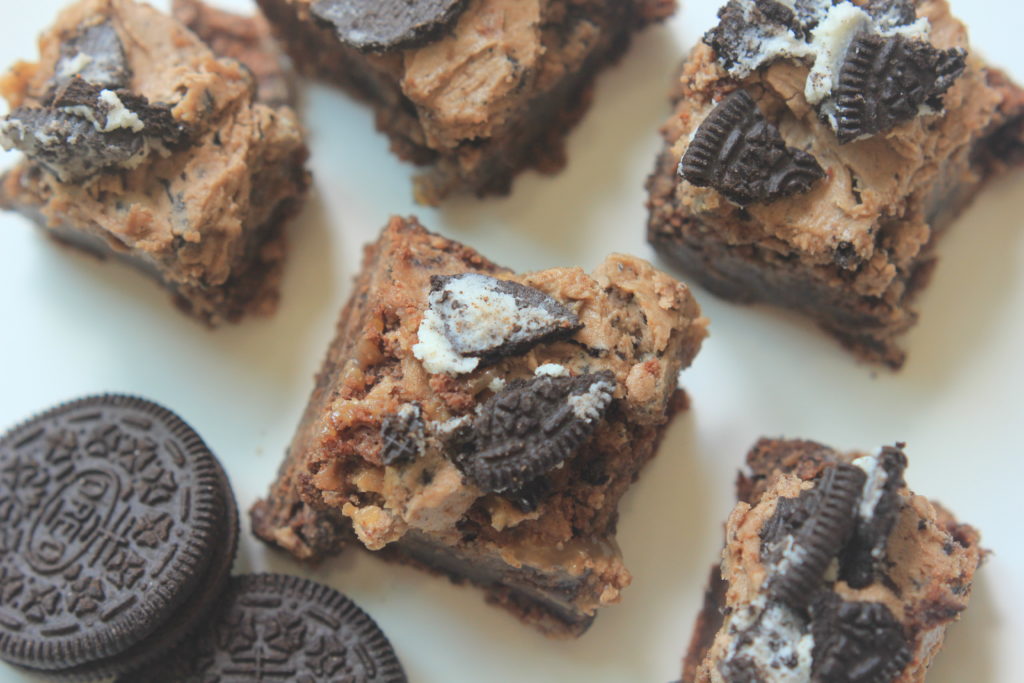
[0,395,238,680]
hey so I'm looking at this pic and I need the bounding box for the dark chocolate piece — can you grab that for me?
[834,33,966,144]
[679,90,825,206]
[501,475,553,514]
[54,19,131,89]
[430,273,582,361]
[0,395,231,673]
[862,0,918,28]
[138,573,407,682]
[839,446,908,588]
[810,593,912,682]
[310,0,468,53]
[380,404,426,466]
[454,372,615,493]
[765,464,866,609]
[1,79,187,184]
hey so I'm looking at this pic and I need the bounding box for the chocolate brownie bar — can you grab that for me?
[0,0,309,325]
[251,216,707,636]
[256,0,677,204]
[647,0,1024,367]
[684,438,982,682]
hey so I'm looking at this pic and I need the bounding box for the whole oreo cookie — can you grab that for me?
[133,573,407,682]
[0,395,236,677]
[679,90,825,206]
[310,0,468,53]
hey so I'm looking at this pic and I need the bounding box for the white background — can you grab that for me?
[0,1,1020,681]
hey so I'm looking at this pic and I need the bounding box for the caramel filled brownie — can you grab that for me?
[0,0,309,325]
[647,0,1024,367]
[684,438,982,682]
[256,0,677,204]
[251,216,707,636]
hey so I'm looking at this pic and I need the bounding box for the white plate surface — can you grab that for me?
[1,1,1022,681]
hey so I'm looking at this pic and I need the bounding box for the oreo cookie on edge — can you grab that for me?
[0,394,238,680]
[128,573,408,683]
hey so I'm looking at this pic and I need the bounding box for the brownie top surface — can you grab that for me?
[662,0,1003,266]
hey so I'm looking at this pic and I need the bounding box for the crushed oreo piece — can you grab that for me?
[310,0,469,53]
[834,33,966,144]
[502,476,553,513]
[453,372,615,493]
[862,0,918,28]
[380,403,426,466]
[810,593,912,682]
[430,273,581,360]
[764,464,866,609]
[680,90,825,205]
[54,19,131,89]
[704,0,807,73]
[839,446,908,588]
[0,79,188,184]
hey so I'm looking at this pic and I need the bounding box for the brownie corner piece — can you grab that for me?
[686,438,983,681]
[0,0,309,325]
[646,0,1024,368]
[256,0,676,204]
[251,215,707,636]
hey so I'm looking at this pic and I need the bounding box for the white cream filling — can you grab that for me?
[566,379,614,422]
[57,52,93,79]
[534,363,569,378]
[488,377,506,392]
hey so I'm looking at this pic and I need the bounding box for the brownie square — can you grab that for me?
[251,216,707,636]
[684,438,982,682]
[0,0,310,324]
[256,0,677,204]
[646,0,1024,367]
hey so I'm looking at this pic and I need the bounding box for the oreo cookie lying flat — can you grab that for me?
[310,0,468,53]
[0,395,237,678]
[810,593,912,682]
[679,90,825,206]
[834,33,966,144]
[132,573,407,682]
[454,372,616,493]
[764,463,865,609]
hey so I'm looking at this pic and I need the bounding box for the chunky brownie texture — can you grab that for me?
[647,0,1024,368]
[256,0,677,204]
[0,0,309,325]
[172,0,297,108]
[685,438,983,682]
[251,216,707,636]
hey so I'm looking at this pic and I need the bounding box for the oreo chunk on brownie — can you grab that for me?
[647,0,1024,368]
[0,0,309,325]
[683,439,982,682]
[255,0,677,204]
[251,216,707,636]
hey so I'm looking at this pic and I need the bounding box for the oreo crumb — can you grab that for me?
[810,593,912,682]
[834,33,966,144]
[453,372,615,493]
[310,0,468,53]
[679,90,825,206]
[380,403,426,466]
